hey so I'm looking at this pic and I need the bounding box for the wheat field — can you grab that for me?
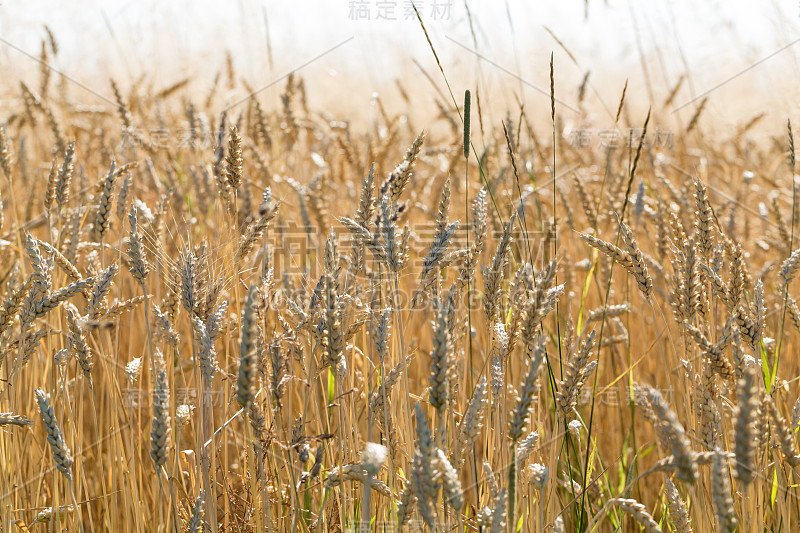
[1,8,800,533]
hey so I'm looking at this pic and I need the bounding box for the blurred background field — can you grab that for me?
[1,1,799,133]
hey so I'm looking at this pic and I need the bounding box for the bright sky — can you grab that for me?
[0,1,798,131]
